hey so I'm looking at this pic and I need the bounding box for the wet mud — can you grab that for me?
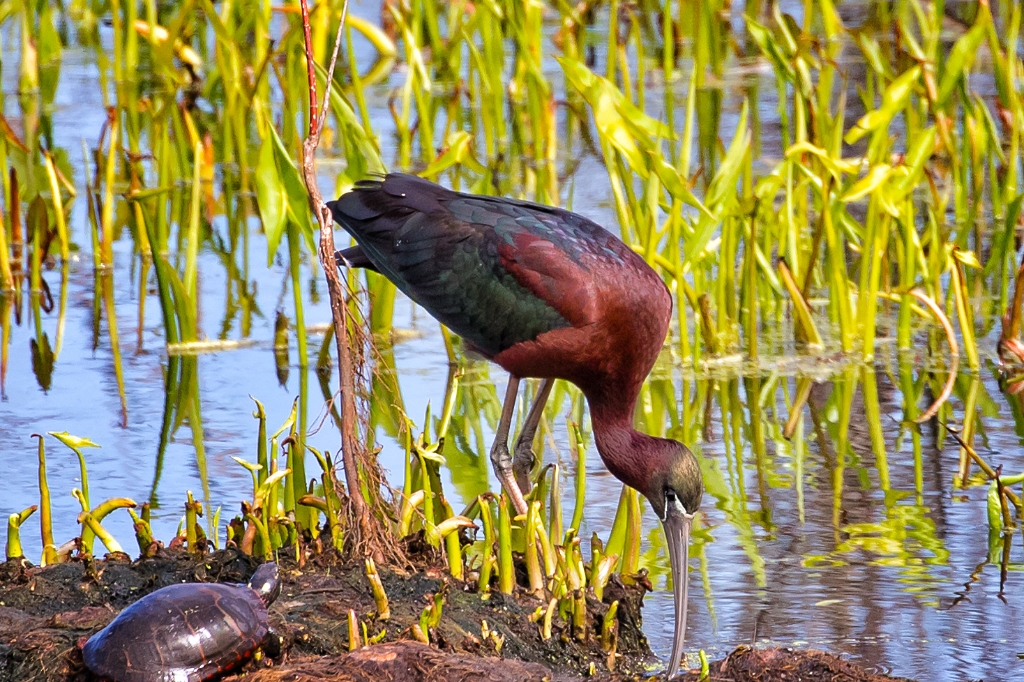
[676,647,916,682]
[0,549,920,682]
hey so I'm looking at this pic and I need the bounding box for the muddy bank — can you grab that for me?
[0,547,651,681]
[0,549,917,682]
[238,643,917,682]
[675,647,916,682]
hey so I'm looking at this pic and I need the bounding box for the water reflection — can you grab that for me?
[639,368,1024,680]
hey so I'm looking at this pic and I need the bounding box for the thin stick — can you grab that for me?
[297,0,378,556]
[909,288,959,424]
[996,468,1015,531]
[299,0,319,138]
[944,427,1022,511]
[318,1,350,138]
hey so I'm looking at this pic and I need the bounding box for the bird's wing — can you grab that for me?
[327,174,605,357]
[336,245,377,271]
[486,216,602,328]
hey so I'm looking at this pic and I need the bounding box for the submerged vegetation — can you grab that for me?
[3,0,1024,677]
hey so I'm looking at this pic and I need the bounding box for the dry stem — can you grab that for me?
[1000,250,1024,364]
[296,0,395,563]
[908,288,958,424]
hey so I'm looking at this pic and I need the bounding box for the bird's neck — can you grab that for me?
[587,390,660,495]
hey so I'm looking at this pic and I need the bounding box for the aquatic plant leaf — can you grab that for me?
[986,473,1024,531]
[897,11,928,64]
[973,95,1005,163]
[37,3,63,105]
[256,470,291,507]
[558,56,653,172]
[853,32,893,79]
[682,102,750,267]
[314,61,385,179]
[347,14,398,60]
[232,456,263,473]
[937,8,990,106]
[785,142,860,182]
[952,249,981,270]
[48,432,100,451]
[840,164,893,203]
[743,16,795,83]
[128,186,175,201]
[558,56,671,143]
[159,258,198,342]
[420,131,485,179]
[269,126,316,254]
[770,4,799,54]
[986,194,1024,278]
[705,100,751,210]
[753,164,786,201]
[31,333,54,392]
[646,153,712,219]
[778,260,823,349]
[255,135,287,265]
[894,127,937,196]
[844,66,921,145]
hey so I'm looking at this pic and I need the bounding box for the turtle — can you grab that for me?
[81,562,281,682]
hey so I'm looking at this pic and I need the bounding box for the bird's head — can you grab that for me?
[643,440,703,524]
[641,439,702,679]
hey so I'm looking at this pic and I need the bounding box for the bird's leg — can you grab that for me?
[490,376,529,515]
[512,378,554,497]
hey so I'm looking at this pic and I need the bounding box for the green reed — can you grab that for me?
[18,0,1020,378]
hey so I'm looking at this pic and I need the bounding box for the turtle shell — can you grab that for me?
[82,564,278,682]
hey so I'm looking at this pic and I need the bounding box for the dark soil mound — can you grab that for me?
[245,641,560,681]
[0,548,652,681]
[0,549,920,682]
[677,646,917,682]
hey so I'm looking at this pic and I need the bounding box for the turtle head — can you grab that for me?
[249,562,281,605]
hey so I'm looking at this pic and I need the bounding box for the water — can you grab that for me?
[3,3,1024,680]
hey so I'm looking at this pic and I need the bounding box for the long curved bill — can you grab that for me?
[663,509,695,679]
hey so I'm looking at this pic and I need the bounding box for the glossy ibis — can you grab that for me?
[327,173,703,677]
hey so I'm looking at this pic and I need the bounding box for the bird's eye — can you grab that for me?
[663,487,688,520]
[661,488,677,521]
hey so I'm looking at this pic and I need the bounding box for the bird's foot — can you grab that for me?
[490,442,529,516]
[512,439,536,499]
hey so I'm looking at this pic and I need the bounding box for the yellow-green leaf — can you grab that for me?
[841,164,893,203]
[48,432,100,450]
[255,136,287,264]
[845,66,920,145]
[270,126,316,254]
[953,249,981,269]
[937,9,990,106]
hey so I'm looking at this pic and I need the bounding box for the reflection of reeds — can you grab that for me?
[0,295,9,398]
[0,204,14,293]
